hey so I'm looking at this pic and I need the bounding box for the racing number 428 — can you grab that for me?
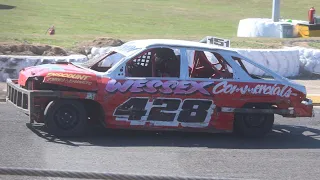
[113,97,215,123]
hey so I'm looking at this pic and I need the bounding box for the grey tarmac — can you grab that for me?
[0,103,319,180]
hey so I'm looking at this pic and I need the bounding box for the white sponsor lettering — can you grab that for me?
[211,81,292,97]
[106,79,293,97]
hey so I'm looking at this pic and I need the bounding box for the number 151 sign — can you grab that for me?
[202,36,231,48]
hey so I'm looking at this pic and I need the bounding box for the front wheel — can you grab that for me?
[233,105,274,138]
[44,100,87,137]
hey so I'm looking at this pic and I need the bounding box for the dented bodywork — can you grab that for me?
[18,63,99,91]
[6,39,314,134]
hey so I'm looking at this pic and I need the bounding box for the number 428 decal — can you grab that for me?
[113,97,215,127]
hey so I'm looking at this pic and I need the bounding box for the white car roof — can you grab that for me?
[125,39,235,52]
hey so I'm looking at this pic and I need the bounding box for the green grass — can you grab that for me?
[309,42,320,49]
[0,0,319,49]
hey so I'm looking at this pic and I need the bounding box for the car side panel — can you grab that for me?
[98,78,304,132]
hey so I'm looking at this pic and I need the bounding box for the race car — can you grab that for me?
[6,39,314,137]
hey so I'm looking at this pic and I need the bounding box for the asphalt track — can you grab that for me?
[0,103,319,180]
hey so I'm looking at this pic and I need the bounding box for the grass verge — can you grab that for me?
[0,0,319,49]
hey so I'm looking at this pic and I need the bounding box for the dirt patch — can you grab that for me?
[282,39,320,48]
[0,38,124,56]
[291,41,311,48]
[72,37,124,55]
[2,38,318,56]
[0,42,68,56]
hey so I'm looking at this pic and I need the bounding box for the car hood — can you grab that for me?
[18,63,98,91]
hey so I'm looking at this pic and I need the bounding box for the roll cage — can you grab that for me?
[79,42,297,86]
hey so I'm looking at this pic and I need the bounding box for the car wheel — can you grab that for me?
[44,99,87,137]
[233,104,274,138]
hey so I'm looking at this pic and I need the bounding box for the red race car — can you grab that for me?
[6,39,314,137]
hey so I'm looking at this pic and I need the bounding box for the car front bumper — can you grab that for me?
[6,78,60,123]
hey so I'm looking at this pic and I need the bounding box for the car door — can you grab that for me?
[186,49,237,131]
[104,46,188,129]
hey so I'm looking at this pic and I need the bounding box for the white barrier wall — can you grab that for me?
[89,47,112,59]
[237,18,308,38]
[0,46,320,82]
[0,55,88,82]
[284,46,320,74]
[89,46,302,77]
[299,48,320,74]
[90,46,320,77]
[235,48,301,77]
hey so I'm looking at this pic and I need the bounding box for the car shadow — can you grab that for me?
[26,123,320,149]
[0,4,16,10]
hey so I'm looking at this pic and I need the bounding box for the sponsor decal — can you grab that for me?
[47,73,91,80]
[46,77,92,85]
[105,79,293,97]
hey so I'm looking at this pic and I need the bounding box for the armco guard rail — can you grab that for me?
[0,167,254,180]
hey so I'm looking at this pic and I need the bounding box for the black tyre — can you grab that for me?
[233,104,274,138]
[44,99,87,137]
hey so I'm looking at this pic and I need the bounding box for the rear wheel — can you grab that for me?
[44,99,87,137]
[233,104,274,137]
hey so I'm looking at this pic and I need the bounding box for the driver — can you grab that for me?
[154,48,180,77]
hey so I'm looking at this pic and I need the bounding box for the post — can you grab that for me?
[272,0,280,22]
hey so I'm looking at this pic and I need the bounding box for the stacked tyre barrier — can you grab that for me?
[1,46,320,82]
[88,46,320,77]
[0,55,88,82]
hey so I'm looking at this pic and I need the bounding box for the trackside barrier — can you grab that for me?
[0,55,88,82]
[0,167,249,180]
[1,46,320,80]
[89,46,320,78]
